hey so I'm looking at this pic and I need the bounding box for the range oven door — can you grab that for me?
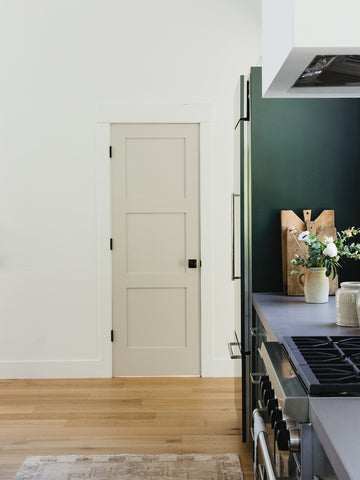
[255,342,306,480]
[254,408,339,480]
[251,341,340,479]
[253,409,277,480]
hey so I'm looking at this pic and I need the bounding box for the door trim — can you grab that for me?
[96,104,215,377]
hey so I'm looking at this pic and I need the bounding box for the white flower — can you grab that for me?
[324,236,334,244]
[298,231,309,241]
[323,242,338,258]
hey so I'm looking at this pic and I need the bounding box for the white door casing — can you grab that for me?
[96,104,216,377]
[111,123,200,375]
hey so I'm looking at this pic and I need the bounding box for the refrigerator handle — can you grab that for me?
[232,192,241,280]
[228,341,242,359]
[234,80,250,129]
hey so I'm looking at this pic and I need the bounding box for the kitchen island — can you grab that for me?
[253,293,360,480]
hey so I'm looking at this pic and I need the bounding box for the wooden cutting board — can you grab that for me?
[281,209,338,295]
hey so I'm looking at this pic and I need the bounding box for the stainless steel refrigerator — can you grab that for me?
[230,73,252,442]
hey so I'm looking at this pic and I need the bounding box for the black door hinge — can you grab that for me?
[111,329,114,342]
[109,146,112,158]
[110,238,113,250]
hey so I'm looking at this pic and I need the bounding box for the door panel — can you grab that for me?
[126,213,186,273]
[125,138,186,199]
[127,287,186,348]
[111,123,200,376]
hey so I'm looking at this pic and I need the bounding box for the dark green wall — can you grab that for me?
[250,67,360,292]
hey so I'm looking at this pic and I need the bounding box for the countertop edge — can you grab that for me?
[252,294,278,341]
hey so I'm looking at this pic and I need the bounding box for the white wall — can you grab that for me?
[0,0,261,378]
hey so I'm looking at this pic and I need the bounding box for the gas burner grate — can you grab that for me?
[282,336,360,396]
[285,336,330,349]
[310,365,358,380]
[299,350,344,364]
[341,348,360,358]
[333,337,360,348]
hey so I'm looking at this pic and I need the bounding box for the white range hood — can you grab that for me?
[262,0,360,98]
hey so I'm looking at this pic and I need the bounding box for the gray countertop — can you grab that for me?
[252,292,360,341]
[252,293,360,480]
[310,398,360,480]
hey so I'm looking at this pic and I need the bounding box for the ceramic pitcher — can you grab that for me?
[301,267,329,304]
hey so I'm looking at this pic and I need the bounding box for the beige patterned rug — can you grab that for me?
[14,453,244,479]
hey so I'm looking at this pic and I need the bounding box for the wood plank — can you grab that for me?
[0,378,253,480]
[281,209,338,295]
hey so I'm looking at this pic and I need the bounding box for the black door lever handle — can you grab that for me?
[188,259,197,268]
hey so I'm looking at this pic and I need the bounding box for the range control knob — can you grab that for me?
[259,375,269,387]
[274,419,286,438]
[263,388,274,405]
[266,397,278,415]
[276,427,290,451]
[270,408,283,428]
[261,380,271,396]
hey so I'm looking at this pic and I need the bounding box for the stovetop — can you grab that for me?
[282,336,360,396]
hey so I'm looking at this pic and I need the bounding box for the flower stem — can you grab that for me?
[291,232,307,260]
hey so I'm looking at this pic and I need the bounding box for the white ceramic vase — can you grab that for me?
[336,282,360,327]
[303,267,329,304]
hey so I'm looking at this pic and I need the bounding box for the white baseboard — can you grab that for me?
[0,358,237,379]
[201,358,236,378]
[0,359,110,379]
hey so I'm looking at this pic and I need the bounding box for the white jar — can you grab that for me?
[303,267,329,304]
[336,282,360,327]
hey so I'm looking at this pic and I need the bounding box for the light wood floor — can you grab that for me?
[0,377,253,480]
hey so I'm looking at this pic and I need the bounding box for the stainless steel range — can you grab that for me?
[253,337,360,480]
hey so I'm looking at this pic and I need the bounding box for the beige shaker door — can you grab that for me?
[111,123,200,376]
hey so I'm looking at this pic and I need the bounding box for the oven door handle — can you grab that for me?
[253,409,278,480]
[250,372,266,385]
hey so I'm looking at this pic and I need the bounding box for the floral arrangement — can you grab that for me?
[288,227,360,278]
